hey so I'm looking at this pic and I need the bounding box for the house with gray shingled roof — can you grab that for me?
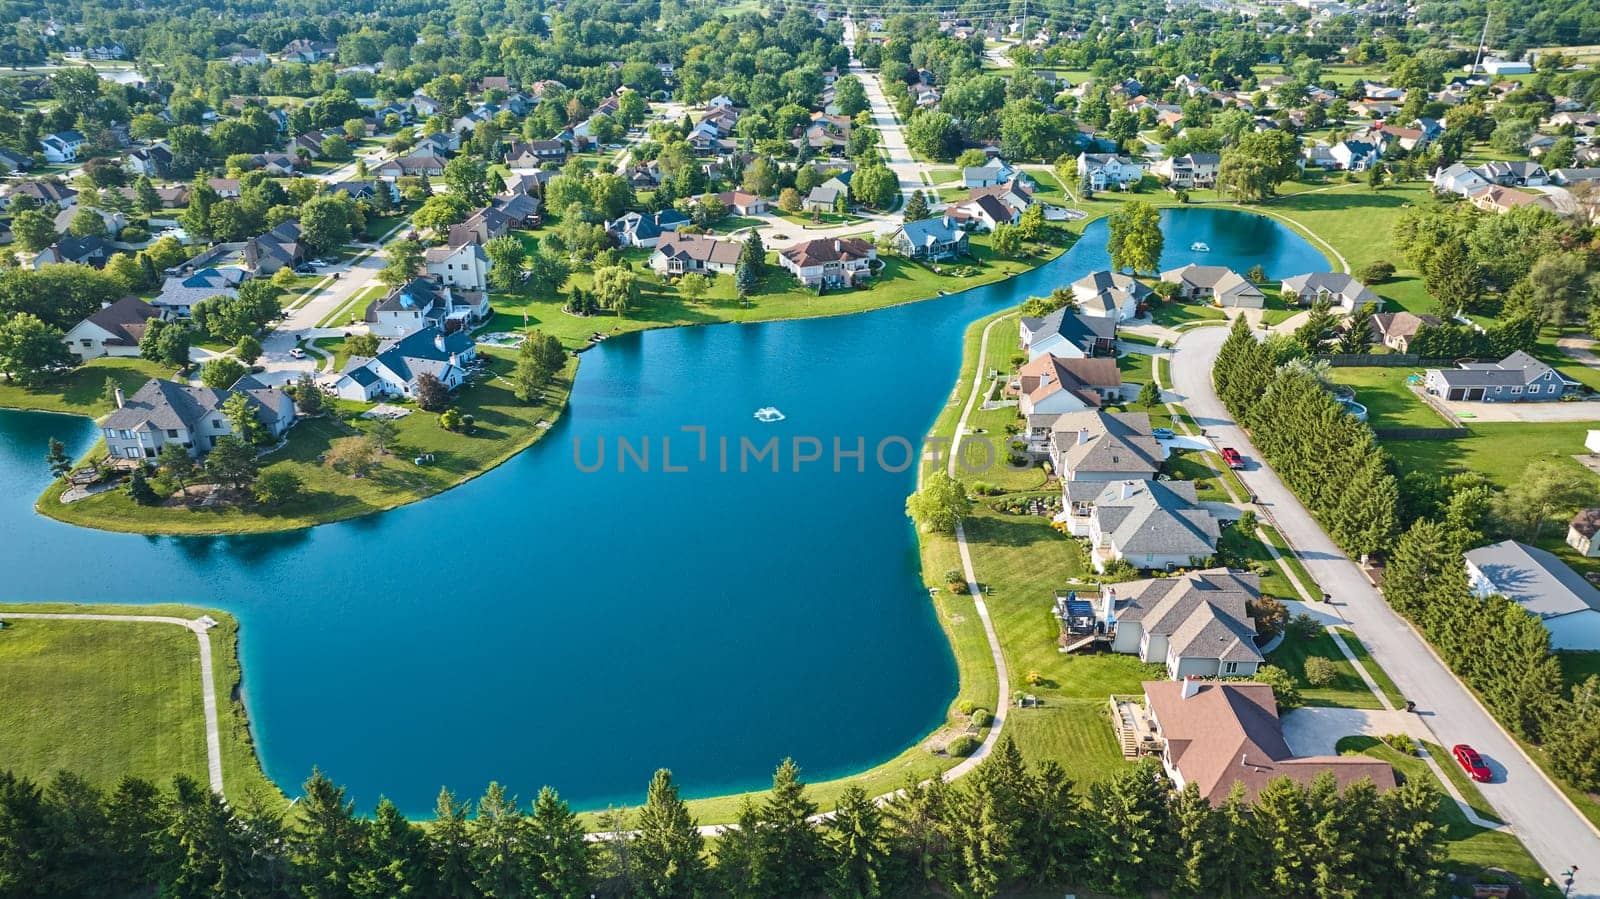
[101,376,296,460]
[1054,568,1263,678]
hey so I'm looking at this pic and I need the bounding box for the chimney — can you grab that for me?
[1181,675,1201,700]
[114,387,125,409]
[1121,480,1135,500]
[434,332,447,353]
[834,239,841,253]
[1076,427,1089,446]
[449,352,459,368]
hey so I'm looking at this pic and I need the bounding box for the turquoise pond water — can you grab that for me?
[0,208,1327,815]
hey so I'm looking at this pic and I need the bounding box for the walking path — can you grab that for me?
[1557,334,1600,369]
[1169,324,1600,895]
[0,612,224,795]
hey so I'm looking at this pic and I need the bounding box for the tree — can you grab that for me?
[1251,665,1302,711]
[205,436,260,490]
[470,783,529,898]
[327,436,380,478]
[346,333,380,357]
[778,187,802,213]
[414,372,450,411]
[1137,380,1162,408]
[1335,305,1375,355]
[12,208,58,253]
[905,111,961,160]
[826,786,890,898]
[414,195,471,231]
[850,163,898,209]
[45,437,71,481]
[444,156,489,205]
[1086,758,1173,895]
[834,75,868,116]
[127,470,158,505]
[427,788,476,899]
[484,234,527,291]
[678,272,711,303]
[634,769,708,898]
[753,759,827,895]
[906,471,971,534]
[1106,201,1163,274]
[159,442,198,495]
[526,787,590,897]
[354,798,431,898]
[1218,130,1301,201]
[903,190,930,222]
[1249,595,1290,640]
[1303,655,1339,687]
[234,334,262,365]
[1524,251,1591,327]
[1499,459,1595,539]
[220,390,269,447]
[68,206,108,238]
[592,265,638,316]
[294,373,324,415]
[735,231,765,296]
[200,356,248,389]
[526,246,571,298]
[1422,238,1480,318]
[1016,202,1046,243]
[295,769,366,899]
[380,239,424,287]
[299,196,354,255]
[0,313,71,384]
[366,418,400,455]
[990,222,1023,258]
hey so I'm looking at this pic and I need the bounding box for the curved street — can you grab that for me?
[1169,323,1600,895]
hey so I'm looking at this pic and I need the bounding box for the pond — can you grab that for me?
[0,207,1329,815]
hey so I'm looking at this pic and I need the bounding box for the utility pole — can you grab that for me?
[1471,8,1491,75]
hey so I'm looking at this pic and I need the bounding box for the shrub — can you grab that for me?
[1249,596,1289,640]
[440,408,463,431]
[954,699,977,717]
[971,708,992,727]
[1358,261,1396,284]
[1236,509,1258,533]
[1252,665,1302,711]
[1382,733,1417,755]
[1303,655,1339,687]
[120,225,150,243]
[1287,613,1323,642]
[126,470,158,505]
[946,735,980,757]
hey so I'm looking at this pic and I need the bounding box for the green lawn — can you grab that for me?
[1336,629,1407,710]
[1116,349,1153,388]
[317,282,387,328]
[1331,366,1448,429]
[0,604,281,806]
[1269,629,1382,709]
[1260,524,1319,600]
[1534,326,1600,392]
[1382,420,1599,495]
[0,357,173,417]
[1150,300,1226,327]
[40,350,576,535]
[1337,736,1560,899]
[1217,523,1300,603]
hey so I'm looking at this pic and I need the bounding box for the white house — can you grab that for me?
[1465,540,1600,650]
[1280,272,1382,312]
[1018,307,1118,360]
[1077,152,1144,190]
[425,242,490,292]
[364,278,490,339]
[101,376,296,460]
[40,130,86,164]
[63,297,162,360]
[1015,354,1123,415]
[335,327,478,402]
[776,237,876,289]
[1082,479,1221,573]
[1072,270,1151,321]
[1151,152,1220,189]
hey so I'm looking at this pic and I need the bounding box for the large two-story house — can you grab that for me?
[364,278,489,338]
[1054,568,1262,678]
[1018,307,1118,360]
[334,327,478,402]
[102,377,296,460]
[776,237,876,289]
[889,216,968,261]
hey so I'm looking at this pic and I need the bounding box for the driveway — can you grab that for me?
[1281,706,1418,757]
[1439,398,1600,423]
[1171,324,1600,895]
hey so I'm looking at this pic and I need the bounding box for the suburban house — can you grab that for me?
[151,268,244,317]
[1018,307,1117,360]
[364,278,490,338]
[1055,569,1262,678]
[948,194,1018,232]
[447,207,512,248]
[649,232,740,276]
[54,206,126,237]
[967,179,1034,216]
[425,242,490,292]
[607,210,685,249]
[1476,160,1548,188]
[962,157,1025,187]
[1151,152,1220,189]
[1369,311,1443,353]
[374,156,447,180]
[1015,355,1124,415]
[1128,678,1396,803]
[0,147,32,172]
[125,143,173,178]
[1329,139,1380,171]
[1423,350,1575,403]
[890,216,967,261]
[1569,509,1600,559]
[1469,184,1553,215]
[1080,480,1221,573]
[1160,264,1263,309]
[714,191,769,216]
[31,236,113,270]
[101,377,296,460]
[6,180,77,209]
[334,327,479,402]
[1026,409,1163,482]
[802,184,845,213]
[776,237,877,289]
[1465,540,1600,650]
[63,297,162,360]
[505,140,567,169]
[1077,152,1144,190]
[243,221,306,274]
[1072,270,1151,321]
[40,130,86,164]
[1280,272,1382,312]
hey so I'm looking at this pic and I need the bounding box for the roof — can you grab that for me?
[961,194,1014,223]
[806,185,843,204]
[1430,350,1561,389]
[1092,479,1220,559]
[653,232,741,266]
[1370,311,1442,341]
[103,377,283,433]
[779,237,874,268]
[895,216,963,247]
[1018,354,1121,407]
[1465,540,1600,620]
[1019,307,1117,352]
[1040,410,1162,476]
[1072,270,1153,313]
[76,296,160,346]
[1145,680,1397,804]
[1280,271,1380,307]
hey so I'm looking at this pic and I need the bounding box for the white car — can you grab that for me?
[288,348,307,359]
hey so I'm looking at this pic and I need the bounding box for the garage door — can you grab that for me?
[1467,388,1485,401]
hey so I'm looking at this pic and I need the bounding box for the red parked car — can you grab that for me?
[1453,744,1492,783]
[1220,447,1245,469]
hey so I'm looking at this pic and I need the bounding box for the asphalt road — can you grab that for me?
[1171,323,1600,896]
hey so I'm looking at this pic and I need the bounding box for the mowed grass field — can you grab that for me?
[0,605,280,803]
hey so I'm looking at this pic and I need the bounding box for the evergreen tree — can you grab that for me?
[884,775,948,887]
[126,470,158,505]
[426,788,476,899]
[1551,676,1600,791]
[1086,758,1173,895]
[354,798,430,898]
[712,798,761,897]
[0,771,49,897]
[1137,380,1161,408]
[45,437,71,481]
[104,777,171,894]
[903,190,930,222]
[1015,760,1082,885]
[295,769,367,899]
[526,787,590,897]
[1377,780,1443,897]
[753,760,826,896]
[37,771,114,897]
[938,762,1020,897]
[1251,776,1320,897]
[469,783,528,898]
[825,786,890,898]
[164,775,259,899]
[735,231,764,296]
[634,769,707,899]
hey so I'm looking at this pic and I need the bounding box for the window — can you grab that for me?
[214,419,225,430]
[1224,662,1239,675]
[124,447,139,459]
[80,339,91,347]
[103,428,114,438]
[118,429,132,439]
[1511,386,1522,394]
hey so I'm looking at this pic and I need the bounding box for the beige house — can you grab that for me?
[62,297,161,360]
[776,237,876,288]
[1160,264,1264,309]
